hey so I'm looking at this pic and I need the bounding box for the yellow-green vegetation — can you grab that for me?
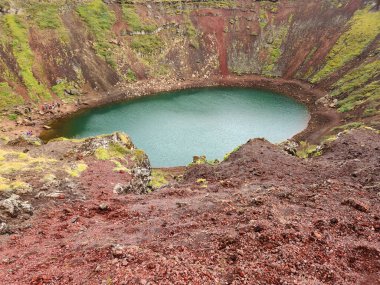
[25,2,62,29]
[0,82,24,110]
[223,145,241,161]
[116,132,134,149]
[112,160,130,173]
[337,81,380,113]
[196,178,208,188]
[0,176,11,191]
[332,122,364,132]
[132,149,147,165]
[77,0,116,66]
[3,14,52,102]
[49,137,86,143]
[190,155,219,166]
[41,173,57,183]
[0,149,57,175]
[184,11,199,49]
[0,136,10,144]
[8,181,32,193]
[296,141,322,159]
[95,143,130,160]
[331,60,380,97]
[311,6,380,82]
[0,148,57,192]
[65,162,87,177]
[125,69,137,82]
[259,8,268,29]
[148,169,168,189]
[51,79,78,101]
[262,24,290,75]
[131,34,164,56]
[122,3,157,32]
[23,1,69,42]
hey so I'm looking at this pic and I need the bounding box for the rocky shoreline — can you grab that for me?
[1,75,341,146]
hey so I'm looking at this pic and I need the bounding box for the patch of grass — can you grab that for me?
[0,149,57,176]
[332,122,364,132]
[184,11,199,48]
[130,34,164,56]
[262,24,290,76]
[111,160,130,173]
[125,69,137,82]
[337,81,380,113]
[223,145,241,161]
[77,0,116,66]
[148,169,168,189]
[363,107,378,118]
[132,149,147,165]
[296,141,322,159]
[190,155,219,166]
[122,3,156,32]
[259,8,268,29]
[331,60,380,97]
[66,162,87,177]
[95,142,129,160]
[312,6,380,82]
[196,178,208,188]
[24,1,69,42]
[7,113,18,121]
[51,79,78,101]
[3,15,52,102]
[0,82,24,110]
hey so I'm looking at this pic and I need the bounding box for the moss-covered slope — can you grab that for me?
[0,0,379,130]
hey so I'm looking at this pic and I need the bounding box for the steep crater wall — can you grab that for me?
[0,0,379,138]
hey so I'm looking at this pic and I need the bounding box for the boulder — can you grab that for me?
[0,194,33,218]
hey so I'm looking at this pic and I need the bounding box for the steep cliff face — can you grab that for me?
[0,0,379,131]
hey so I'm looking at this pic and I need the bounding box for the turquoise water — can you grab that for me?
[44,88,309,167]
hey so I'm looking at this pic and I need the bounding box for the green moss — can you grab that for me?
[332,122,364,132]
[130,34,164,56]
[223,145,241,161]
[296,141,322,159]
[3,15,51,102]
[49,137,86,143]
[132,149,147,164]
[312,6,380,83]
[125,69,137,82]
[259,8,268,29]
[95,142,130,160]
[111,160,130,173]
[10,181,32,193]
[196,178,208,188]
[148,169,168,189]
[262,24,290,76]
[337,81,380,113]
[42,173,57,183]
[363,107,378,118]
[7,113,17,121]
[122,3,157,32]
[331,60,380,97]
[0,149,57,175]
[77,0,116,66]
[24,1,68,42]
[51,79,78,101]
[0,82,24,110]
[66,162,87,177]
[184,11,199,49]
[189,155,219,166]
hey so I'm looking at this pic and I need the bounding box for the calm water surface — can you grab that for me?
[44,88,310,167]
